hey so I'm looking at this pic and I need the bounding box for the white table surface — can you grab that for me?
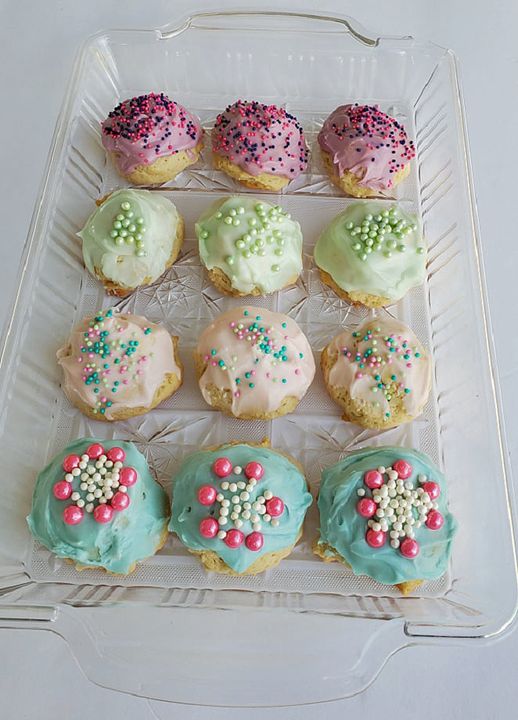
[1,0,516,716]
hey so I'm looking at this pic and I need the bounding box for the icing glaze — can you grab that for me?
[212,100,308,179]
[101,93,202,175]
[314,202,425,301]
[318,104,415,192]
[196,307,315,416]
[326,316,431,423]
[196,196,303,294]
[169,444,312,573]
[317,447,457,585]
[79,189,181,290]
[27,439,169,574]
[57,308,181,420]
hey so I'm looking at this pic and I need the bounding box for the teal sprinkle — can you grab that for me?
[245,372,251,379]
[218,360,225,367]
[244,310,249,316]
[391,375,397,381]
[415,352,421,358]
[211,349,217,356]
[144,328,152,335]
[100,408,106,414]
[114,358,120,364]
[404,388,411,394]
[104,364,109,369]
[282,378,287,384]
[249,383,255,388]
[281,322,287,328]
[114,381,120,386]
[235,378,241,385]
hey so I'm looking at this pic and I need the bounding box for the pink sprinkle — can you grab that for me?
[88,353,94,359]
[266,372,271,379]
[356,372,363,379]
[406,362,412,368]
[211,360,217,366]
[295,368,301,375]
[101,396,107,403]
[123,379,129,385]
[136,369,143,375]
[234,391,240,398]
[251,370,256,376]
[77,358,82,363]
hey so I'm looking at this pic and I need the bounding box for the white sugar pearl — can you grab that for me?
[80,472,89,481]
[86,493,94,502]
[233,504,242,513]
[105,460,113,468]
[252,502,261,511]
[253,523,261,531]
[240,491,250,501]
[79,461,87,470]
[264,514,271,522]
[220,507,229,517]
[404,490,412,499]
[234,519,243,529]
[217,530,227,539]
[216,493,224,502]
[94,489,102,499]
[100,455,107,463]
[390,499,399,508]
[111,472,120,481]
[76,499,85,508]
[87,466,95,475]
[245,484,254,492]
[388,489,397,498]
[258,506,266,515]
[390,539,400,549]
[231,495,240,504]
[379,485,388,497]
[237,481,246,490]
[81,454,89,462]
[372,522,381,532]
[233,466,242,475]
[221,499,230,507]
[387,480,396,490]
[357,488,366,497]
[65,473,74,482]
[258,496,266,504]
[432,501,439,510]
[231,512,238,520]
[380,521,389,532]
[271,519,279,527]
[219,517,228,526]
[387,470,398,481]
[92,473,101,482]
[390,530,399,539]
[380,499,389,509]
[418,474,427,483]
[105,490,113,500]
[99,497,107,505]
[377,466,386,474]
[86,503,94,513]
[119,486,127,493]
[385,507,394,518]
[394,522,402,531]
[71,492,80,501]
[104,479,112,487]
[243,502,251,510]
[95,461,102,469]
[80,483,88,491]
[114,461,122,469]
[376,509,385,518]
[404,523,412,533]
[87,484,95,493]
[415,520,422,528]
[417,487,424,495]
[422,493,431,504]
[112,481,119,489]
[100,467,107,475]
[221,481,229,490]
[407,529,415,539]
[251,513,259,523]
[367,520,374,528]
[229,483,238,492]
[72,468,81,477]
[264,490,273,500]
[242,510,251,520]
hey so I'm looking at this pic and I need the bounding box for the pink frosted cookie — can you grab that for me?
[318,104,415,197]
[212,100,309,191]
[101,92,203,186]
[195,306,315,419]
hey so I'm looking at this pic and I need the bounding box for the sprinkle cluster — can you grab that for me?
[346,206,422,261]
[198,201,292,273]
[53,444,137,525]
[204,310,303,398]
[332,104,416,176]
[356,458,444,558]
[77,309,153,416]
[108,199,147,257]
[102,92,199,154]
[212,100,308,176]
[197,456,285,551]
[340,325,423,421]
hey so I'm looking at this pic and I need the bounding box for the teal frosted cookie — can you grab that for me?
[79,188,184,297]
[170,443,312,574]
[27,439,169,574]
[315,447,457,593]
[196,196,303,296]
[314,202,425,308]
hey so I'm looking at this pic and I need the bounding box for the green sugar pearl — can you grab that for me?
[226,256,235,266]
[200,230,209,239]
[224,216,233,225]
[271,264,280,272]
[416,246,425,254]
[121,202,131,211]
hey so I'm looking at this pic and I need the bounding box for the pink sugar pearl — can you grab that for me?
[213,457,233,477]
[425,510,444,530]
[63,505,83,525]
[400,537,419,558]
[94,504,114,524]
[197,485,217,506]
[224,529,245,548]
[107,447,126,463]
[393,459,413,479]
[356,498,376,518]
[53,481,72,500]
[244,461,264,481]
[364,470,383,489]
[245,531,264,551]
[366,529,386,548]
[199,517,218,538]
[111,491,130,511]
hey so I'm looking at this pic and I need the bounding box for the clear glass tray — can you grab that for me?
[0,10,516,706]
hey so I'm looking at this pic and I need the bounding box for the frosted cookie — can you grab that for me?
[101,92,203,185]
[314,202,425,307]
[196,196,303,296]
[212,100,308,191]
[27,439,170,574]
[195,307,315,420]
[314,447,457,595]
[318,104,415,197]
[57,308,182,421]
[321,316,431,429]
[79,188,184,297]
[170,442,312,575]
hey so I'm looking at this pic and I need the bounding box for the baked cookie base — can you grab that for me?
[320,344,426,430]
[206,266,299,297]
[111,140,203,186]
[313,539,423,596]
[318,268,393,309]
[213,152,290,191]
[63,337,183,422]
[321,150,411,198]
[95,214,185,298]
